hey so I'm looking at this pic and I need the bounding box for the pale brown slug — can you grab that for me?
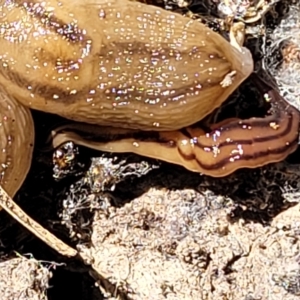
[0,0,298,256]
[0,0,253,130]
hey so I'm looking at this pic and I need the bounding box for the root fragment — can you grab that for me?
[0,185,77,257]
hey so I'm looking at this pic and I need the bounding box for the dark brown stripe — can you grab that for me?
[0,65,86,103]
[19,1,87,43]
[0,0,91,102]
[0,48,225,106]
[192,137,299,171]
[195,111,294,148]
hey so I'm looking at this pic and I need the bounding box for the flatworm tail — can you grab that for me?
[178,75,300,176]
[175,74,300,176]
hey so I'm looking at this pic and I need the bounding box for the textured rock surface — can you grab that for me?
[78,179,300,299]
[0,256,51,300]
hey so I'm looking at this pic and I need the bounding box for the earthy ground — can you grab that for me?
[1,0,300,299]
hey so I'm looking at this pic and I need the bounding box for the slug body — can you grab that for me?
[0,0,298,194]
[0,0,253,130]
